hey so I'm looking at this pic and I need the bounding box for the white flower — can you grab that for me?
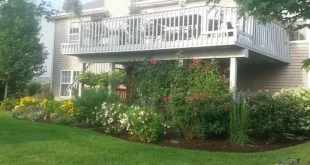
[108,118,114,124]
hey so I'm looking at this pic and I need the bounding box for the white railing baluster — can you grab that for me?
[61,5,288,62]
[196,7,200,46]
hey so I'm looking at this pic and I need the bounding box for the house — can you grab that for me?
[34,18,55,85]
[52,0,310,99]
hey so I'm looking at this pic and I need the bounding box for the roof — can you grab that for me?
[82,0,105,10]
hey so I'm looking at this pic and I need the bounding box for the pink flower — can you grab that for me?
[150,59,157,65]
[192,94,200,99]
[163,96,170,101]
[192,58,201,64]
[224,105,230,111]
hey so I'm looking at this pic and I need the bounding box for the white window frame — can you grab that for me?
[60,70,80,98]
[68,22,80,43]
[289,21,309,43]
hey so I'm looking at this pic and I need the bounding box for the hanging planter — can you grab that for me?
[91,11,111,22]
[63,0,82,17]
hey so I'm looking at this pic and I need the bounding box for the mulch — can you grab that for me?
[42,121,310,153]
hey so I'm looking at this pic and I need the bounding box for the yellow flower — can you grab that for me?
[19,96,37,107]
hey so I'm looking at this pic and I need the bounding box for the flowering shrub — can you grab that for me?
[168,59,232,139]
[124,107,164,142]
[0,99,18,111]
[19,96,37,107]
[128,57,231,140]
[276,87,310,133]
[248,91,304,141]
[39,99,48,108]
[92,102,128,133]
[12,106,46,122]
[60,100,77,117]
[91,103,164,142]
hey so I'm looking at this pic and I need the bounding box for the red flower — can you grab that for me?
[150,59,157,65]
[193,58,201,64]
[210,104,215,108]
[224,105,230,111]
[163,96,170,101]
[192,94,200,99]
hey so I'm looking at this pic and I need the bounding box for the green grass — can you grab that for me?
[0,112,310,165]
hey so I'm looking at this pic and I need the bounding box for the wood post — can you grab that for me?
[108,62,115,94]
[78,63,87,97]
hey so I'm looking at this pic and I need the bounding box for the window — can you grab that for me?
[60,71,79,97]
[289,21,308,41]
[69,22,80,43]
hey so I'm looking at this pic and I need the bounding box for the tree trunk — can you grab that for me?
[4,81,8,100]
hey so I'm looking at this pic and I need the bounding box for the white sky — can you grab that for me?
[47,0,94,10]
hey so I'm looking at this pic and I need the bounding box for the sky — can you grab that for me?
[46,0,93,10]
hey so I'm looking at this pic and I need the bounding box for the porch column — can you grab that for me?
[308,20,310,88]
[78,63,87,97]
[229,58,237,91]
[108,62,115,94]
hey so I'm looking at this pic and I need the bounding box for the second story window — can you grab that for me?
[69,22,80,43]
[289,21,308,41]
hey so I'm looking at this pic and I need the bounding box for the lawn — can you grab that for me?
[0,112,309,165]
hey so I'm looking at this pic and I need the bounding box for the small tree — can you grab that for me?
[0,0,56,99]
[63,0,82,17]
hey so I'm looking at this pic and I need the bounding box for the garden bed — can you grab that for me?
[72,123,310,153]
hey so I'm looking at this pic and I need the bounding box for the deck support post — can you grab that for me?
[108,62,115,94]
[308,20,310,88]
[78,63,87,97]
[229,58,237,91]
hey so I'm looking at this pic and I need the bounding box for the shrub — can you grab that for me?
[92,103,164,142]
[26,82,42,96]
[73,88,119,123]
[93,102,128,133]
[276,87,310,134]
[40,83,54,100]
[50,114,75,125]
[60,100,77,117]
[12,105,46,122]
[125,107,164,142]
[166,59,232,140]
[45,100,63,114]
[0,99,18,111]
[19,96,38,107]
[248,91,304,141]
[229,102,250,146]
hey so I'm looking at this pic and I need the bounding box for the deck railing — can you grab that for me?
[62,6,240,53]
[61,5,289,63]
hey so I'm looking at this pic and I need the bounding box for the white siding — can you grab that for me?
[105,0,131,17]
[238,43,309,92]
[52,19,81,98]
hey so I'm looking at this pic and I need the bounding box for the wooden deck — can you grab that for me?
[61,5,289,63]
